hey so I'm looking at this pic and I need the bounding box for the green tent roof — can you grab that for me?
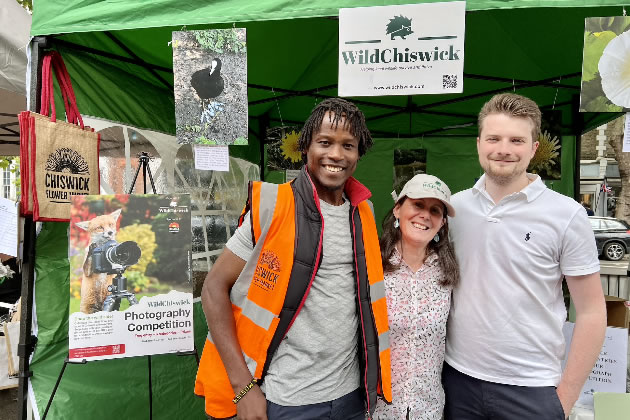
[32,2,625,139]
[31,0,630,35]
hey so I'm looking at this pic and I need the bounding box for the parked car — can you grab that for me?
[588,216,630,261]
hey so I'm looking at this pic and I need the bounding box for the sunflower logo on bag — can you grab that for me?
[46,148,90,174]
[43,148,92,202]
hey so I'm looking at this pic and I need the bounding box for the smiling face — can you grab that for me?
[477,113,539,186]
[304,112,359,205]
[393,197,445,249]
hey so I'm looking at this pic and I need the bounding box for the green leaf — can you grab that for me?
[197,136,217,145]
[584,95,623,112]
[609,17,630,35]
[233,137,248,145]
[582,31,617,82]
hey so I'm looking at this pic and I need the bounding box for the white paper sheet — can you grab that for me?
[194,145,230,171]
[0,198,18,257]
[562,322,628,408]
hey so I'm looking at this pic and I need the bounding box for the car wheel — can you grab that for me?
[603,242,625,261]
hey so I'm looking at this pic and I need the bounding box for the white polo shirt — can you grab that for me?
[445,174,599,386]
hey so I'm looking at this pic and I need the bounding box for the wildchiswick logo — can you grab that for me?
[387,15,413,40]
[341,14,461,66]
[44,148,91,203]
[423,180,448,197]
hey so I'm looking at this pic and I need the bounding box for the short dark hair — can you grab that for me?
[298,98,373,162]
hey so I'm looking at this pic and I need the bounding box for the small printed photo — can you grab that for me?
[265,126,304,172]
[393,148,427,193]
[528,110,562,180]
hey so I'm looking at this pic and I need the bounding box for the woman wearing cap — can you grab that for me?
[373,174,459,420]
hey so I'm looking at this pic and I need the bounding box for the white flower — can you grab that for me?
[599,29,630,107]
[0,263,15,278]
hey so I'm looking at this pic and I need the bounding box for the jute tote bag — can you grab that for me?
[19,51,100,221]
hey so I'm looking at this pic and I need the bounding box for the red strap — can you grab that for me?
[39,54,52,117]
[39,51,84,128]
[51,52,83,127]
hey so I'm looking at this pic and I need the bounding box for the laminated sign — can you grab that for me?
[68,193,193,361]
[338,1,466,97]
[19,51,100,221]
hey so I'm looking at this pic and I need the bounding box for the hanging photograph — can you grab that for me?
[68,193,193,361]
[528,110,562,180]
[265,126,303,174]
[580,16,630,112]
[173,28,248,145]
[393,148,427,193]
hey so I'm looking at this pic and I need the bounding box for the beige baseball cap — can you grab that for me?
[392,174,455,217]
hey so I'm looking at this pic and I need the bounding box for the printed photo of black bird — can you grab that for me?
[173,28,248,145]
[191,58,225,125]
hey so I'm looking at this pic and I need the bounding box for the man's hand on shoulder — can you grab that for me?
[235,385,267,420]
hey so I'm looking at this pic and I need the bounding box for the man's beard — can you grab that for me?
[481,160,525,186]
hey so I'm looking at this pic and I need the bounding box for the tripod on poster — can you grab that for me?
[42,152,199,420]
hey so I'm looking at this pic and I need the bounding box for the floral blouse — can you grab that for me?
[372,249,452,420]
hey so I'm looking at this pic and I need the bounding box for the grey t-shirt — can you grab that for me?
[226,197,360,405]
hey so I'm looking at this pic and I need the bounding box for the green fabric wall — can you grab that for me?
[355,135,576,231]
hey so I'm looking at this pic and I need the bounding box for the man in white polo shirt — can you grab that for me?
[444,93,607,420]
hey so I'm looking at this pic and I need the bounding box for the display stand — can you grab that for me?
[41,151,199,420]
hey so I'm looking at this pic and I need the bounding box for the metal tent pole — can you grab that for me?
[17,36,47,420]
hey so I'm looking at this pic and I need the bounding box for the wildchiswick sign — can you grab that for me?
[339,1,466,97]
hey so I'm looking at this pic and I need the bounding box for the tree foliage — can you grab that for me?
[0,156,21,196]
[15,0,32,12]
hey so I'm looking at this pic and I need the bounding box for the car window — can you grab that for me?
[589,219,601,230]
[603,220,627,230]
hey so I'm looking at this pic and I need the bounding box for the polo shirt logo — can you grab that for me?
[525,232,531,241]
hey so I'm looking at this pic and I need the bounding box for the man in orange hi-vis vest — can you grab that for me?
[195,98,392,420]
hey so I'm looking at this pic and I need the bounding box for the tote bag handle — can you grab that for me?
[39,51,84,129]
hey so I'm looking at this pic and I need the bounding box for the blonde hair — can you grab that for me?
[478,93,541,142]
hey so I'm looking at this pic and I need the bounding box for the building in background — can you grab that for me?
[1,160,18,201]
[580,116,623,218]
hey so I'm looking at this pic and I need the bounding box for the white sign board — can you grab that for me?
[68,194,194,362]
[339,1,466,97]
[0,197,18,257]
[562,322,628,409]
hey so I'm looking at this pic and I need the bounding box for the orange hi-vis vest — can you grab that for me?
[195,168,391,419]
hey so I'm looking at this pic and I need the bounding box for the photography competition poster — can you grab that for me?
[173,28,248,145]
[68,194,193,361]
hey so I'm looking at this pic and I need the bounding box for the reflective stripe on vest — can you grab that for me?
[358,201,392,403]
[196,181,391,418]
